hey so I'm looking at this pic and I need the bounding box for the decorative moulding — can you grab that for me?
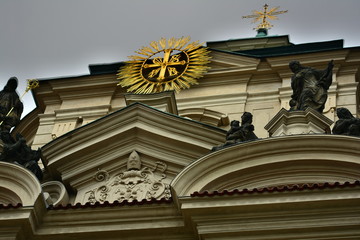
[41,103,225,192]
[171,134,360,197]
[264,108,333,137]
[41,181,69,206]
[0,161,42,206]
[179,108,229,127]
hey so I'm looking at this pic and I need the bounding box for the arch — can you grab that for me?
[0,162,42,206]
[171,134,360,196]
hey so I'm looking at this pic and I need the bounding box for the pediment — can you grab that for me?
[41,103,225,203]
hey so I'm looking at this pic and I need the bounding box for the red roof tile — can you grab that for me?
[0,203,23,209]
[48,197,173,210]
[190,180,360,197]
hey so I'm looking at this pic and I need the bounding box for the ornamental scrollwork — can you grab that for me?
[86,151,170,204]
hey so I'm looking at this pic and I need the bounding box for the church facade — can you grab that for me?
[1,32,360,240]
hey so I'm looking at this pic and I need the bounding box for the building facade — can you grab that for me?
[1,33,360,240]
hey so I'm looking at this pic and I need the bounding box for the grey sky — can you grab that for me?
[1,0,360,116]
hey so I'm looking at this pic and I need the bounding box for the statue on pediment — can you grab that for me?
[212,112,258,151]
[0,77,23,132]
[226,112,258,144]
[289,60,334,113]
[332,108,360,137]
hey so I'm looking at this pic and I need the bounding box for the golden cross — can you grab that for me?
[143,49,186,81]
[242,4,288,30]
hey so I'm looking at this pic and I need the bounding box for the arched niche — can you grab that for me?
[171,134,360,196]
[0,162,42,206]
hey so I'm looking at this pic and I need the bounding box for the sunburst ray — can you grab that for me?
[117,37,211,94]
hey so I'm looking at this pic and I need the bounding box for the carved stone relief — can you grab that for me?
[85,151,171,204]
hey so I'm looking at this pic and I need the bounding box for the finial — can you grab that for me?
[25,79,39,93]
[242,4,288,35]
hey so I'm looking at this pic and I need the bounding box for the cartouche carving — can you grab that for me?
[86,151,170,204]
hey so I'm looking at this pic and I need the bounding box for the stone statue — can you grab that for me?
[0,131,43,180]
[289,60,334,113]
[332,108,360,137]
[226,112,258,144]
[212,112,258,151]
[0,77,24,132]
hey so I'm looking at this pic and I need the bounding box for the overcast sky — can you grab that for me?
[1,0,360,116]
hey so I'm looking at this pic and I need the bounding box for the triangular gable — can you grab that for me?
[41,103,225,203]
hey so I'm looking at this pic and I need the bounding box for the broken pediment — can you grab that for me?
[172,134,360,197]
[41,102,225,204]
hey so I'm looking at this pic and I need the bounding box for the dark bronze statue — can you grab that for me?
[225,112,258,144]
[289,60,334,113]
[0,131,43,180]
[0,77,23,132]
[0,78,42,180]
[332,108,360,137]
[212,112,258,151]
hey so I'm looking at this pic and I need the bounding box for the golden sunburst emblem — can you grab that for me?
[117,37,211,94]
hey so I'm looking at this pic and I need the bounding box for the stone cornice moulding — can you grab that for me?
[346,48,360,62]
[264,108,334,136]
[171,134,360,197]
[209,50,260,66]
[48,75,117,91]
[177,92,248,109]
[33,203,191,239]
[56,89,116,100]
[178,185,360,240]
[42,103,225,161]
[32,76,118,111]
[338,65,360,75]
[53,104,111,120]
[266,50,349,68]
[0,195,47,240]
[178,108,229,127]
[124,91,178,115]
